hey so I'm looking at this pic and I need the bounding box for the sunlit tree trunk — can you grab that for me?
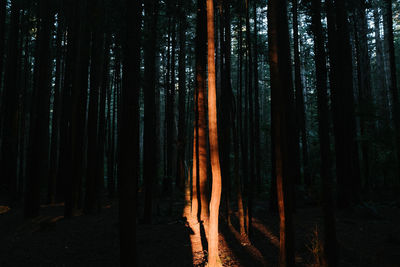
[206,0,222,265]
[268,0,295,265]
[311,0,338,265]
[195,0,209,222]
[119,0,141,264]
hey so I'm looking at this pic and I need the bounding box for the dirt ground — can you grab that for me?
[1,192,400,267]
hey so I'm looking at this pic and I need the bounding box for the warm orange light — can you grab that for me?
[0,205,10,214]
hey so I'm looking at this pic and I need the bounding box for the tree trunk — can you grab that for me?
[268,0,295,265]
[353,0,373,190]
[48,14,64,205]
[65,0,90,218]
[195,0,209,223]
[311,0,338,265]
[384,0,400,183]
[206,0,222,265]
[293,0,310,186]
[25,0,53,218]
[327,0,361,208]
[143,0,159,223]
[0,0,6,92]
[119,0,141,264]
[85,0,105,214]
[176,0,187,191]
[0,0,21,202]
[253,2,261,191]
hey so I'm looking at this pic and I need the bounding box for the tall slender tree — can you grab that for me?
[268,0,295,265]
[119,0,141,264]
[1,0,21,201]
[384,0,400,182]
[25,0,53,218]
[206,0,222,265]
[143,0,159,223]
[85,0,105,214]
[311,0,338,265]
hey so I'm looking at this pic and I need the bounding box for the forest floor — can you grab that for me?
[1,188,400,267]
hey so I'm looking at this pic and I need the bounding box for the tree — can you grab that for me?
[206,0,222,265]
[268,0,295,265]
[176,0,187,191]
[311,0,338,265]
[194,0,209,223]
[293,0,310,186]
[0,0,21,202]
[85,0,105,214]
[327,0,361,208]
[384,0,400,182]
[25,0,53,218]
[118,0,141,264]
[143,0,159,224]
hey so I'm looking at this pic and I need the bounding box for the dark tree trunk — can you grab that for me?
[143,0,159,223]
[85,0,105,214]
[1,0,21,202]
[327,0,361,208]
[0,0,6,92]
[293,0,310,186]
[176,0,187,192]
[65,0,91,218]
[311,0,338,265]
[268,0,295,265]
[253,2,261,191]
[57,0,78,205]
[353,0,373,190]
[384,0,400,182]
[48,15,64,205]
[245,0,255,236]
[25,0,53,218]
[97,34,111,197]
[119,0,141,264]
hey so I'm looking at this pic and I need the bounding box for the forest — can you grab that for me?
[0,0,400,266]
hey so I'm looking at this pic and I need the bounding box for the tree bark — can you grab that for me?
[384,0,400,183]
[85,0,105,214]
[0,0,21,202]
[143,0,159,223]
[25,0,53,218]
[268,0,295,265]
[293,0,310,186]
[311,0,338,265]
[206,0,222,265]
[119,0,141,264]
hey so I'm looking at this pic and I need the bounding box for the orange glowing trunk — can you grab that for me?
[206,0,222,265]
[191,111,199,219]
